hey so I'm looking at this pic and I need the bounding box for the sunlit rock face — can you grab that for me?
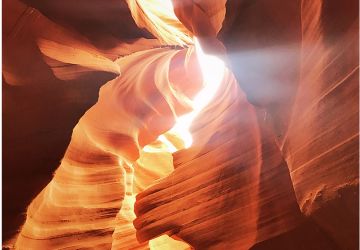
[14,45,204,249]
[4,0,358,249]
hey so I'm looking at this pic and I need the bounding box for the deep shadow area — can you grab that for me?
[250,219,340,250]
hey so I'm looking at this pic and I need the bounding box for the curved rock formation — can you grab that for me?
[15,46,204,249]
[134,64,303,249]
[4,0,358,249]
[283,1,359,248]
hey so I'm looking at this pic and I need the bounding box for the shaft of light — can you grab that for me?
[162,37,225,150]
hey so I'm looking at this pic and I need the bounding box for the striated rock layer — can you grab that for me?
[283,1,359,248]
[134,63,303,249]
[4,0,359,249]
[15,46,204,249]
[3,0,160,242]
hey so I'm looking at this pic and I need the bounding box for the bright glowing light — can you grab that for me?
[127,0,192,46]
[149,235,190,250]
[165,38,225,149]
[157,135,178,153]
[118,159,136,220]
[142,38,225,154]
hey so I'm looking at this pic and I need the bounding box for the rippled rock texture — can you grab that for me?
[3,0,358,249]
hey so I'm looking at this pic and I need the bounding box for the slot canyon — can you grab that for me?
[3,0,359,249]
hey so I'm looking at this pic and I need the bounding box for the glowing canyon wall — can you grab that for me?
[3,0,358,249]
